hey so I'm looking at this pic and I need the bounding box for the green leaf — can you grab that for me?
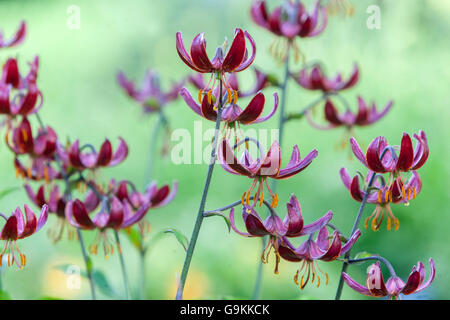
[203,211,231,232]
[0,290,11,300]
[164,228,188,252]
[0,186,20,200]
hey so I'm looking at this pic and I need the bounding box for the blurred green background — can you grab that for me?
[0,0,449,300]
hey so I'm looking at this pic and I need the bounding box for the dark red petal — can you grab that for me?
[411,131,429,170]
[17,86,39,115]
[366,263,389,297]
[151,185,170,206]
[396,133,414,171]
[222,29,246,72]
[96,139,113,166]
[366,137,388,173]
[244,212,270,236]
[71,199,96,229]
[324,100,342,125]
[175,32,203,72]
[200,95,218,121]
[235,92,265,124]
[350,176,364,202]
[219,140,252,176]
[0,216,18,240]
[401,269,421,295]
[190,33,213,72]
[355,96,369,125]
[19,205,38,239]
[2,58,20,88]
[69,140,83,168]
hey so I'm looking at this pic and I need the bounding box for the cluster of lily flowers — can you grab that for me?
[0,0,436,301]
[0,21,177,270]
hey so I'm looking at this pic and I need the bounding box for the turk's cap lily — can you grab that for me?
[117,70,184,112]
[114,179,178,209]
[176,28,256,74]
[62,137,129,170]
[0,204,48,241]
[180,88,278,125]
[293,63,359,92]
[307,97,392,130]
[14,156,63,182]
[342,258,435,299]
[229,194,332,238]
[218,139,318,179]
[25,184,100,218]
[279,227,361,262]
[0,21,26,49]
[6,117,58,157]
[340,168,422,205]
[251,0,327,39]
[350,131,429,174]
[65,196,151,231]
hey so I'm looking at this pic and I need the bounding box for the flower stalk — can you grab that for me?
[175,77,224,300]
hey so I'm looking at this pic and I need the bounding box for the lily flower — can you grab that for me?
[0,21,26,49]
[117,69,184,114]
[65,197,151,257]
[61,138,129,171]
[250,1,327,60]
[230,194,332,274]
[0,204,48,268]
[340,169,422,231]
[176,28,256,106]
[5,117,58,159]
[279,227,361,289]
[25,184,100,243]
[342,259,435,299]
[180,88,278,139]
[293,63,359,93]
[350,131,428,202]
[218,139,318,207]
[14,157,63,182]
[306,97,392,131]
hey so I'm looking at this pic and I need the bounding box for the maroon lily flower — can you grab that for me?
[350,131,429,202]
[340,169,422,231]
[176,28,256,104]
[230,194,332,274]
[62,138,129,171]
[342,259,435,299]
[117,69,184,114]
[66,196,151,257]
[180,88,278,138]
[0,204,48,268]
[5,117,58,159]
[279,227,361,289]
[14,156,63,182]
[0,21,26,49]
[25,184,100,243]
[293,63,359,93]
[306,97,392,131]
[218,139,318,208]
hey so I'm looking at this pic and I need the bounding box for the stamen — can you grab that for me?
[387,217,391,231]
[259,191,264,207]
[207,90,212,105]
[21,128,28,141]
[198,89,203,104]
[384,190,390,203]
[413,187,417,200]
[402,186,406,200]
[233,90,238,104]
[241,192,246,205]
[226,88,232,104]
[378,189,382,203]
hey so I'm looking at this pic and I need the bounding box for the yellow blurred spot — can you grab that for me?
[167,269,210,300]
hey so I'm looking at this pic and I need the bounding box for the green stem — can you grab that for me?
[114,230,130,300]
[252,43,291,300]
[144,110,166,186]
[175,78,223,300]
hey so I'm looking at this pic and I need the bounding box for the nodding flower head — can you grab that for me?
[230,194,332,274]
[251,0,327,61]
[14,156,63,182]
[0,21,26,49]
[306,97,392,131]
[340,169,422,231]
[65,196,150,258]
[180,88,278,140]
[0,204,48,269]
[279,227,361,289]
[218,139,318,208]
[25,184,100,243]
[117,69,184,114]
[342,259,435,299]
[293,63,359,93]
[176,28,256,106]
[1,56,42,118]
[61,138,129,171]
[5,117,58,159]
[350,131,428,203]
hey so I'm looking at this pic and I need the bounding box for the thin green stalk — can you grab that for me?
[35,112,97,300]
[175,78,224,300]
[252,44,291,300]
[114,230,130,300]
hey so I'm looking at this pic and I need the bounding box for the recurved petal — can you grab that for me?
[366,262,389,297]
[251,92,278,124]
[340,229,361,255]
[318,230,342,261]
[235,92,265,124]
[243,206,271,236]
[104,197,125,229]
[299,210,333,236]
[349,137,368,167]
[222,28,246,72]
[276,148,318,179]
[324,100,342,125]
[18,204,38,239]
[342,272,372,296]
[229,208,252,237]
[416,258,435,293]
[180,87,202,116]
[121,201,150,228]
[3,21,26,48]
[396,133,414,171]
[95,139,113,167]
[152,181,178,208]
[68,140,83,168]
[218,139,253,176]
[257,141,281,177]
[349,176,364,202]
[411,131,429,170]
[109,138,129,166]
[176,32,204,72]
[339,167,352,189]
[190,33,213,72]
[0,215,19,240]
[366,137,388,173]
[250,0,270,28]
[66,199,96,229]
[233,31,256,72]
[400,268,421,295]
[283,194,304,237]
[200,95,218,121]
